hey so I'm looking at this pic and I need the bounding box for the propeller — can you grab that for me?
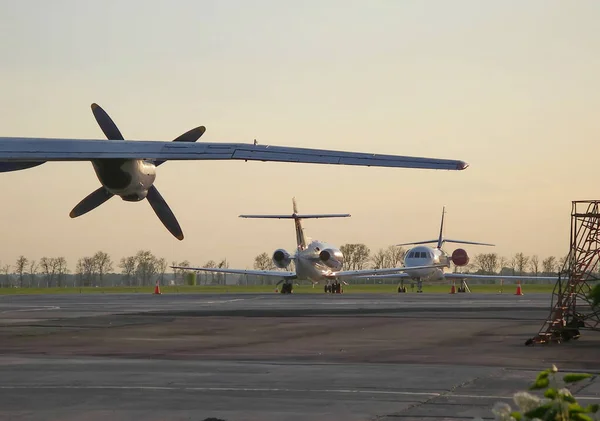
[146,185,184,240]
[69,103,206,240]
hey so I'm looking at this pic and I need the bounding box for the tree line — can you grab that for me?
[0,245,572,288]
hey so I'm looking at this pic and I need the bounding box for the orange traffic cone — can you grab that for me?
[153,280,162,295]
[449,281,456,294]
[515,281,523,296]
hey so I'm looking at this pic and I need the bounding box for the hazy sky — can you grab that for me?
[1,0,599,271]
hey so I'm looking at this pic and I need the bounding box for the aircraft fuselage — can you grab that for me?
[403,245,450,280]
[292,240,344,282]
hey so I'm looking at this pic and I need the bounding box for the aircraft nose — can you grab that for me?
[457,161,469,170]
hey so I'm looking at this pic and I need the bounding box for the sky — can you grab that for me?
[0,0,599,272]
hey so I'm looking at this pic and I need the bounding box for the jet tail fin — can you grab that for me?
[239,197,350,250]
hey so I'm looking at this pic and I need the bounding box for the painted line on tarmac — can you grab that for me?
[0,306,60,314]
[0,385,598,401]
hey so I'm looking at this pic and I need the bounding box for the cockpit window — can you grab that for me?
[408,252,414,258]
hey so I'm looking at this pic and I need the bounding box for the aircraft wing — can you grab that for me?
[326,264,447,280]
[0,138,468,170]
[171,265,297,279]
[444,273,559,281]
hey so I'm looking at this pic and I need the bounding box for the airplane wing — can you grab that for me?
[326,264,447,280]
[444,273,559,281]
[171,265,297,279]
[0,138,468,170]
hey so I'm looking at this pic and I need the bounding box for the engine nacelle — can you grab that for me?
[451,248,469,266]
[319,248,344,270]
[92,159,156,200]
[272,249,292,269]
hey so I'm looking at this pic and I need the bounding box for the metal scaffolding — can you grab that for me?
[526,200,600,345]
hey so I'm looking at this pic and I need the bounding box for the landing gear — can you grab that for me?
[325,281,342,294]
[280,281,293,294]
[416,279,423,293]
[397,280,407,293]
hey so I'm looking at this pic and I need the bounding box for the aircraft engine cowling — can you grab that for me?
[272,249,292,269]
[451,248,469,266]
[319,248,344,270]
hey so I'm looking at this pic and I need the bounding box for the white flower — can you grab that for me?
[492,402,515,421]
[551,364,558,373]
[513,391,541,412]
[558,388,572,397]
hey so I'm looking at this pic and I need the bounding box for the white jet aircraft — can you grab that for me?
[172,198,445,293]
[361,207,559,293]
[0,104,468,240]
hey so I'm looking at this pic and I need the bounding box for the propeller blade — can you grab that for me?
[70,187,115,218]
[91,103,124,140]
[155,126,206,167]
[173,126,206,142]
[146,185,184,240]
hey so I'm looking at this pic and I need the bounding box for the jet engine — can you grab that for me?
[319,248,344,270]
[272,249,292,269]
[451,248,469,266]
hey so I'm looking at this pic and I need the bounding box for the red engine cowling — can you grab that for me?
[451,248,469,266]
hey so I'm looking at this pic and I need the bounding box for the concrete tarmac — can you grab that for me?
[0,292,599,421]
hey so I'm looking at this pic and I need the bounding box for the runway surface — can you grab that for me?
[1,292,599,421]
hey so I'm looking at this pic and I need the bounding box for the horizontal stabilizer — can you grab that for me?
[395,239,439,246]
[240,213,350,219]
[443,239,495,247]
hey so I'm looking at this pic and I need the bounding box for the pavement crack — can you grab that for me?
[372,367,506,420]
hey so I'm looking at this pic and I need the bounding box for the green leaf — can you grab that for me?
[563,373,593,383]
[544,388,557,399]
[525,403,552,419]
[585,404,600,413]
[569,403,586,413]
[572,413,594,421]
[536,370,551,381]
[562,394,577,403]
[510,411,522,421]
[529,377,550,390]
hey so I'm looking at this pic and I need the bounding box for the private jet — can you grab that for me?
[0,104,468,240]
[361,207,559,292]
[172,198,444,293]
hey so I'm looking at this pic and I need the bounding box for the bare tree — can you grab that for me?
[371,249,387,269]
[93,251,113,287]
[514,252,529,275]
[28,259,38,288]
[53,257,68,287]
[15,256,28,288]
[340,244,371,271]
[135,250,159,286]
[557,255,569,274]
[157,258,167,284]
[385,246,405,268]
[76,257,96,286]
[1,264,10,287]
[529,255,539,276]
[473,253,499,274]
[174,260,190,284]
[217,259,229,285]
[119,256,137,286]
[203,260,217,284]
[39,257,54,287]
[542,256,557,275]
[253,253,274,270]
